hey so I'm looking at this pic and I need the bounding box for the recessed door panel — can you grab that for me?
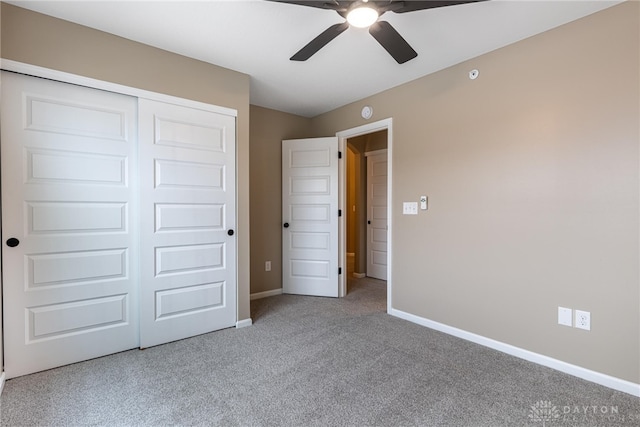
[290,232,330,250]
[291,204,331,223]
[155,243,225,276]
[290,176,331,195]
[155,159,224,189]
[290,148,331,168]
[291,260,330,278]
[155,203,224,232]
[155,281,225,320]
[27,249,127,289]
[27,202,127,234]
[27,295,128,341]
[26,149,127,185]
[154,116,225,152]
[25,95,128,141]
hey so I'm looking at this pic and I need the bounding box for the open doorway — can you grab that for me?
[346,130,388,281]
[337,118,392,312]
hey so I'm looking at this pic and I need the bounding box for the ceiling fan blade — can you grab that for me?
[291,22,350,61]
[368,21,417,64]
[388,0,487,13]
[267,1,352,12]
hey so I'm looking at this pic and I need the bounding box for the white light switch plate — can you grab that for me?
[403,202,418,215]
[558,306,572,327]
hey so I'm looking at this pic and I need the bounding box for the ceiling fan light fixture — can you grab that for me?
[346,6,379,28]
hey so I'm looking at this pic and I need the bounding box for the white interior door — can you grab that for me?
[366,151,388,280]
[1,71,139,378]
[282,138,339,297]
[138,99,236,348]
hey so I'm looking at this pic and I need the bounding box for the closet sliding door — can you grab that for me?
[138,99,237,348]
[1,71,139,379]
[1,71,238,378]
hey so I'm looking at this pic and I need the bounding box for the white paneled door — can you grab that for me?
[366,151,388,280]
[138,99,236,348]
[282,138,339,297]
[1,72,139,378]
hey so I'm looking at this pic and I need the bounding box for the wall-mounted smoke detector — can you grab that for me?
[361,105,373,120]
[469,69,479,80]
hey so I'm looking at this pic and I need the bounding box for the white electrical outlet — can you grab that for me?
[575,310,591,331]
[558,307,572,327]
[265,261,271,272]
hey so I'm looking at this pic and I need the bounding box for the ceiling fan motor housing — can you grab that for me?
[272,0,488,64]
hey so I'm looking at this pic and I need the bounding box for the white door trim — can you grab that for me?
[336,119,393,313]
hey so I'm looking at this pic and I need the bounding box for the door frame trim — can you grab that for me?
[336,118,392,313]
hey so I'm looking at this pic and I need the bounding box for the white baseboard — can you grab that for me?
[0,372,5,396]
[352,272,366,278]
[390,308,640,397]
[250,288,283,300]
[236,318,252,328]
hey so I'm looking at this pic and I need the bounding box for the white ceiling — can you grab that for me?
[8,0,622,117]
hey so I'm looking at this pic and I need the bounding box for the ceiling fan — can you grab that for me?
[269,0,487,64]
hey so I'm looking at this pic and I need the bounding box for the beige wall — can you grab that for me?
[311,2,639,383]
[1,3,252,321]
[364,130,388,153]
[249,105,312,294]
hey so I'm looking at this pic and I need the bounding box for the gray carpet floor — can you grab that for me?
[0,277,638,426]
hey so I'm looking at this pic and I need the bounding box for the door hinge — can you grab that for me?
[338,209,342,217]
[339,267,342,275]
[338,151,342,159]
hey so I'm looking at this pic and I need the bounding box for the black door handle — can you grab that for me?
[227,229,234,236]
[283,223,289,228]
[367,220,371,224]
[6,238,19,247]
